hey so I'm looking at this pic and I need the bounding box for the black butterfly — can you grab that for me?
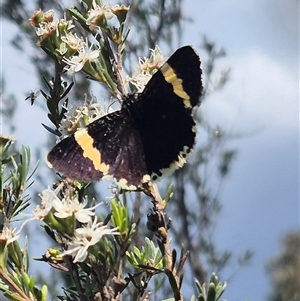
[47,46,202,190]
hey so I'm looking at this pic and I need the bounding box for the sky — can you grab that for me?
[183,1,299,300]
[1,1,299,301]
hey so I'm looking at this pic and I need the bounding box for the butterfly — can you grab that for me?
[47,46,202,190]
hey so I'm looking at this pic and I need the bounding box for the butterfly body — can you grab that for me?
[47,46,202,190]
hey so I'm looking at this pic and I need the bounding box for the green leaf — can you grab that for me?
[194,273,226,301]
[207,283,216,301]
[165,183,174,204]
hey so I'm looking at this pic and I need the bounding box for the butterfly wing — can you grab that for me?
[126,46,202,180]
[47,111,149,189]
[86,111,150,189]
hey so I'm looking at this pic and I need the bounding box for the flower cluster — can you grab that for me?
[63,217,119,262]
[58,94,114,135]
[127,46,165,92]
[29,9,74,52]
[34,183,119,263]
[85,1,130,43]
[63,42,100,76]
[29,1,130,90]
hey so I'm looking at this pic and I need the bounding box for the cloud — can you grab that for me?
[202,49,298,134]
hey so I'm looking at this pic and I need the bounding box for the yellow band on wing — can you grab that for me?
[161,63,191,108]
[74,129,109,174]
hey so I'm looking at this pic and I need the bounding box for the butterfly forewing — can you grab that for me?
[126,46,202,179]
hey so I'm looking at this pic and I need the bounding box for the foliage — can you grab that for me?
[266,230,300,301]
[0,136,47,301]
[0,0,252,300]
[0,138,226,300]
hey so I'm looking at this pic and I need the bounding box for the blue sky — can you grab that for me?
[183,1,299,300]
[1,1,299,301]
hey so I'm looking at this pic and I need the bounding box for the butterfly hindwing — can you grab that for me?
[86,111,149,189]
[47,111,150,189]
[47,112,120,182]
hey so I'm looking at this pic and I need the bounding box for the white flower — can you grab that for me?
[0,227,20,245]
[34,184,63,220]
[138,46,165,71]
[36,184,101,224]
[86,1,114,28]
[110,4,130,18]
[86,102,103,123]
[58,104,87,134]
[58,15,75,32]
[32,10,74,38]
[29,9,55,28]
[36,19,59,36]
[58,94,115,135]
[85,96,115,123]
[128,72,152,93]
[63,217,119,263]
[52,195,99,223]
[63,43,100,75]
[128,46,165,92]
[61,32,86,51]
